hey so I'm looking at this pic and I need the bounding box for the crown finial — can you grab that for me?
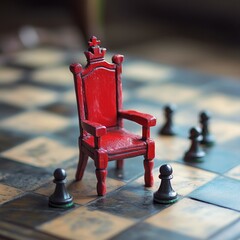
[85,36,106,63]
[88,36,101,47]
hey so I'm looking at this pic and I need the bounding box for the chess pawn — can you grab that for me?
[49,168,73,208]
[184,127,205,162]
[159,104,176,136]
[153,164,178,204]
[199,111,215,146]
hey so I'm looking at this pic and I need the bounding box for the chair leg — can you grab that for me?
[94,149,108,196]
[116,159,124,169]
[95,169,107,196]
[75,151,88,181]
[144,159,154,187]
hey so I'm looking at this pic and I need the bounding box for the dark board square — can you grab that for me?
[0,130,30,152]
[122,117,141,134]
[122,77,146,89]
[0,220,63,240]
[88,184,167,219]
[83,154,163,183]
[183,148,240,174]
[0,158,51,191]
[42,102,77,117]
[107,157,163,182]
[0,103,24,120]
[170,69,217,87]
[0,193,73,227]
[189,176,240,211]
[219,136,240,155]
[107,156,145,182]
[210,219,240,240]
[30,81,72,92]
[54,125,79,147]
[206,78,240,98]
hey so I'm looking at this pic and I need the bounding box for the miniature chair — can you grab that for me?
[70,36,156,196]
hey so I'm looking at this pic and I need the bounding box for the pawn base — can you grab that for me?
[153,192,178,205]
[200,136,215,147]
[49,200,74,209]
[201,140,215,147]
[159,127,176,136]
[49,195,73,209]
[184,150,205,162]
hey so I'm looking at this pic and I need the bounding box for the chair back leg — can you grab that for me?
[116,159,124,169]
[75,151,88,181]
[96,169,107,196]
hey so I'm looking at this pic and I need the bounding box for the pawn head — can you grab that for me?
[160,164,173,176]
[164,104,176,114]
[189,127,201,138]
[200,111,210,121]
[54,168,67,181]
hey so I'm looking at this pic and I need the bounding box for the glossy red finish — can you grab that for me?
[84,68,117,127]
[83,128,147,156]
[70,36,156,196]
[119,110,156,127]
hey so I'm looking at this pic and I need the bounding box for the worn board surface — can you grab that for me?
[0,47,239,240]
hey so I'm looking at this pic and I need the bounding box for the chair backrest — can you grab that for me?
[70,36,124,133]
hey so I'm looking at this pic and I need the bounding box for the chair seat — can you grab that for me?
[83,128,146,155]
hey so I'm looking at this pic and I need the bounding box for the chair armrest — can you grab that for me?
[119,110,156,127]
[82,120,107,137]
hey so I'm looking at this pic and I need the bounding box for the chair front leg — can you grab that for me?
[94,149,108,196]
[144,139,155,187]
[144,159,154,187]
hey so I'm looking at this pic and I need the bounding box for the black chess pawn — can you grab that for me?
[199,111,215,146]
[159,104,176,136]
[153,164,178,204]
[49,168,73,208]
[184,127,205,162]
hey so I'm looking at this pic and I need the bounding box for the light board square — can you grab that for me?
[1,137,77,167]
[0,67,24,84]
[13,48,66,67]
[31,66,72,87]
[138,83,202,104]
[0,85,58,108]
[195,93,240,117]
[146,198,239,239]
[0,110,70,134]
[225,165,240,180]
[38,206,135,240]
[123,62,174,82]
[0,183,23,204]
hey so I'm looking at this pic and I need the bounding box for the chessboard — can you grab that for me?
[0,46,239,240]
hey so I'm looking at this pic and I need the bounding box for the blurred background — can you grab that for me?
[0,0,240,78]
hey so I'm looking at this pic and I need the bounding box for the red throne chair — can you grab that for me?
[70,36,156,196]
